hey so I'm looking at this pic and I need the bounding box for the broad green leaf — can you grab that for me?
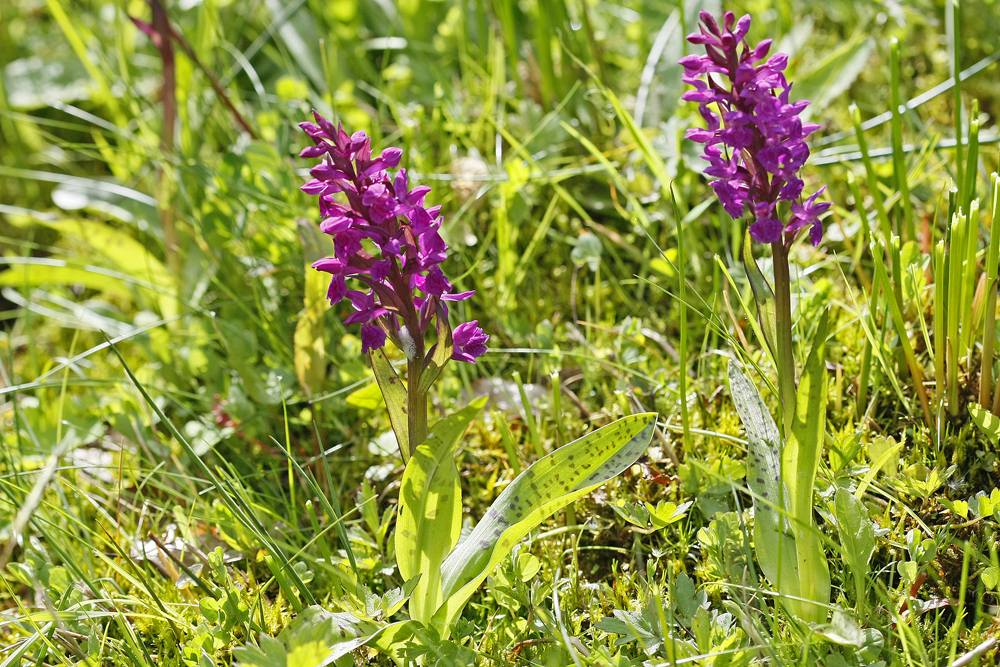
[727,361,799,602]
[784,310,831,622]
[397,399,486,623]
[646,500,692,529]
[741,230,778,362]
[4,215,180,316]
[369,349,409,461]
[969,403,1000,443]
[233,634,287,667]
[983,567,1000,590]
[975,488,1000,517]
[940,498,969,519]
[435,412,656,630]
[369,621,420,665]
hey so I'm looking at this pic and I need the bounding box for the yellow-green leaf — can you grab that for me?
[396,398,486,623]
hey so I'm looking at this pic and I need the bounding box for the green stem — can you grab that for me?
[772,242,796,437]
[407,359,428,456]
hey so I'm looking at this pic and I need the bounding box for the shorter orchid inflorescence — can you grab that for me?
[680,11,830,245]
[299,112,487,363]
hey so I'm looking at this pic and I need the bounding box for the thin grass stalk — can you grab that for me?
[850,172,877,420]
[149,0,181,280]
[947,541,973,665]
[890,38,915,242]
[935,241,947,413]
[962,198,981,359]
[962,104,980,213]
[550,371,565,447]
[889,234,905,322]
[850,104,891,233]
[985,172,1000,410]
[873,240,933,428]
[676,198,691,449]
[493,408,522,476]
[513,370,543,457]
[950,0,964,191]
[577,0,605,82]
[947,210,966,414]
[533,0,557,110]
[494,0,521,93]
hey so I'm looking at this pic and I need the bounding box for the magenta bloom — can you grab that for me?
[452,321,489,363]
[301,113,486,362]
[679,11,830,245]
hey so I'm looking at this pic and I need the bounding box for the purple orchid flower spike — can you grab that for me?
[679,10,829,246]
[299,112,487,365]
[300,114,489,454]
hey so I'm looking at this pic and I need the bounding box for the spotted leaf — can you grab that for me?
[435,413,656,630]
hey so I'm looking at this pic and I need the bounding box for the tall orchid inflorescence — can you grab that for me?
[679,11,830,246]
[300,112,487,360]
[680,10,832,441]
[681,11,835,625]
[300,112,487,454]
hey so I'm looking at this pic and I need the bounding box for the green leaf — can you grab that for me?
[969,403,1000,443]
[417,308,454,395]
[234,606,381,667]
[856,437,904,500]
[369,349,409,462]
[727,361,800,603]
[834,488,875,612]
[368,621,420,665]
[785,311,831,622]
[234,634,287,667]
[435,413,656,631]
[741,229,778,362]
[812,610,864,648]
[645,500,692,529]
[396,398,486,623]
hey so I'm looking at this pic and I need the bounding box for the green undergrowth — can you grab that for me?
[2,0,1000,664]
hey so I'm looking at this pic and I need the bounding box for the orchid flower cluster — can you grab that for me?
[299,112,487,364]
[679,11,830,246]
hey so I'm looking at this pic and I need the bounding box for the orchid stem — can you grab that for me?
[772,241,796,437]
[407,359,428,456]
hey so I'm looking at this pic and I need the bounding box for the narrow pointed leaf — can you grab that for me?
[742,229,778,361]
[369,349,409,462]
[417,306,454,394]
[784,311,831,621]
[727,361,799,600]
